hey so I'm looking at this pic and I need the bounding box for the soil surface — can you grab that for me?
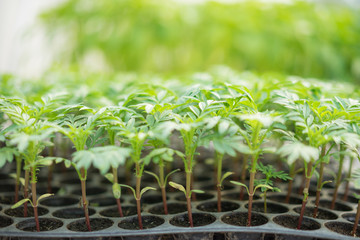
[197,201,239,212]
[71,187,107,196]
[170,213,216,227]
[273,214,320,230]
[118,215,164,230]
[175,193,214,202]
[325,221,360,237]
[0,195,24,205]
[52,207,96,219]
[89,197,119,207]
[16,218,63,232]
[0,184,14,192]
[149,203,187,214]
[40,196,78,207]
[67,218,113,232]
[100,206,137,217]
[267,194,302,205]
[317,200,353,211]
[0,215,13,228]
[293,206,337,220]
[245,202,288,214]
[5,206,48,217]
[221,212,268,226]
[223,192,259,201]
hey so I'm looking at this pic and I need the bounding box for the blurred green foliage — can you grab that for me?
[41,0,360,82]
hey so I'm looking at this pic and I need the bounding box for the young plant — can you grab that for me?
[350,168,360,236]
[231,112,282,226]
[52,106,106,231]
[256,163,291,212]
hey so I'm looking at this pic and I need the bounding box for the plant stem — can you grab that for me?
[343,157,354,202]
[14,156,21,203]
[80,168,91,232]
[24,169,29,217]
[31,167,40,232]
[112,167,123,217]
[247,171,255,227]
[135,163,143,230]
[47,162,54,193]
[351,200,360,236]
[331,144,345,209]
[185,169,193,227]
[285,162,295,204]
[216,152,223,212]
[263,191,267,213]
[159,163,168,214]
[313,146,326,218]
[297,161,312,230]
[239,155,248,200]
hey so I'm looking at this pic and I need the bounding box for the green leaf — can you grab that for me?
[37,193,54,205]
[169,181,186,194]
[140,187,156,198]
[278,142,319,165]
[112,183,121,199]
[191,189,204,194]
[220,172,234,185]
[104,173,114,183]
[230,181,249,195]
[145,171,161,186]
[164,169,180,186]
[11,198,31,209]
[254,184,273,192]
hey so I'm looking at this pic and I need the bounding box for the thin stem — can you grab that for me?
[331,144,345,209]
[343,157,354,201]
[135,163,143,229]
[263,192,267,214]
[159,163,168,214]
[112,167,123,217]
[15,156,21,203]
[80,168,91,232]
[31,167,39,232]
[216,152,223,212]
[351,200,360,236]
[247,171,255,227]
[285,162,295,204]
[297,161,312,230]
[24,169,29,217]
[313,146,326,218]
[186,170,193,227]
[240,155,248,200]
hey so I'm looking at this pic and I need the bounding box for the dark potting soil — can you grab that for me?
[37,186,60,195]
[16,218,63,232]
[118,215,165,230]
[273,214,320,230]
[100,206,137,217]
[317,200,353,211]
[90,197,119,207]
[267,194,302,205]
[40,196,78,207]
[52,207,96,219]
[222,192,260,201]
[175,193,214,202]
[325,221,360,237]
[293,206,338,220]
[149,203,187,215]
[71,187,107,196]
[342,213,360,224]
[0,195,23,204]
[0,215,13,228]
[170,213,216,227]
[130,194,165,205]
[197,201,239,212]
[221,212,268,227]
[245,202,288,214]
[5,206,49,217]
[0,184,14,192]
[67,218,113,232]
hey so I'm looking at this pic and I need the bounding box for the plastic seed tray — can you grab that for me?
[0,167,359,240]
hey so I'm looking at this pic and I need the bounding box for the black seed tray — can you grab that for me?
[0,170,359,240]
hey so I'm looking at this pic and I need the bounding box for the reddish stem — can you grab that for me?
[247,171,255,227]
[136,198,143,229]
[186,196,194,227]
[161,187,168,215]
[135,174,143,229]
[351,200,360,236]
[297,162,312,230]
[24,169,29,217]
[116,198,124,217]
[217,185,222,212]
[80,169,91,232]
[285,179,293,204]
[31,168,40,232]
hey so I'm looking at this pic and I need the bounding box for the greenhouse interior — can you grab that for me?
[1,0,360,239]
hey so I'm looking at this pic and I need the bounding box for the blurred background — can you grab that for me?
[1,0,360,83]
